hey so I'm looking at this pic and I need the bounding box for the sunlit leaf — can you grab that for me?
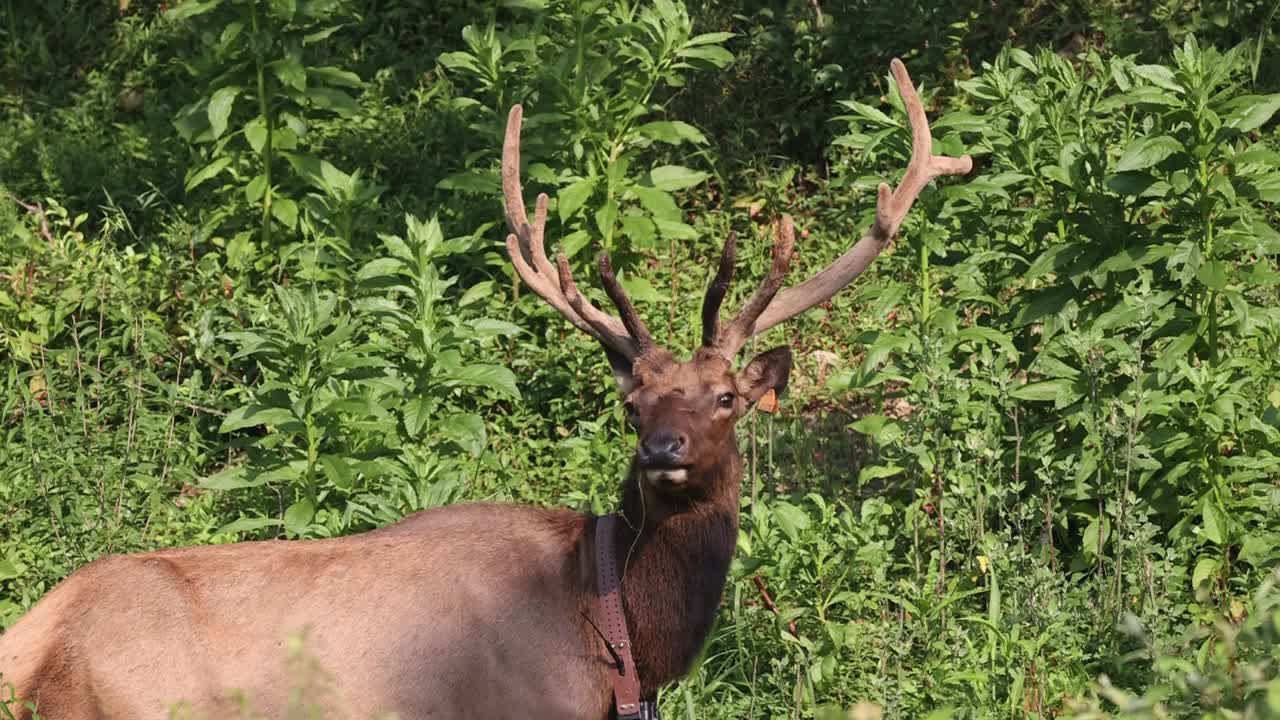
[207,85,239,140]
[649,165,709,191]
[1115,135,1183,172]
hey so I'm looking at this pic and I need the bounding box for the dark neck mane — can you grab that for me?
[610,445,742,696]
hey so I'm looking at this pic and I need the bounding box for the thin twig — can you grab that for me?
[1115,330,1146,609]
[10,195,54,246]
[935,467,946,598]
[752,575,798,637]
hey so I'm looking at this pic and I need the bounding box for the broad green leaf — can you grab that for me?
[319,455,353,490]
[444,364,520,399]
[166,0,221,20]
[1201,500,1230,544]
[308,66,363,89]
[1106,171,1157,196]
[631,186,681,221]
[1096,86,1181,112]
[306,87,359,116]
[558,230,592,259]
[378,233,413,262]
[649,165,709,191]
[438,51,482,73]
[1192,556,1220,588]
[1115,135,1182,172]
[436,171,498,193]
[173,102,212,142]
[1082,515,1110,558]
[245,174,267,203]
[1231,147,1280,168]
[636,121,707,145]
[772,501,810,543]
[0,557,23,581]
[1012,285,1073,326]
[619,213,657,249]
[685,31,734,46]
[849,415,903,445]
[271,55,307,91]
[283,499,315,535]
[439,413,486,456]
[219,404,296,433]
[840,101,894,126]
[356,257,404,282]
[403,396,433,438]
[245,118,268,153]
[207,86,239,140]
[1238,534,1274,565]
[1249,172,1280,203]
[302,25,344,44]
[1222,93,1280,132]
[268,0,297,20]
[593,199,618,239]
[1010,379,1072,402]
[185,156,232,192]
[953,326,1018,361]
[677,45,734,68]
[987,560,1002,626]
[932,111,988,132]
[557,176,597,222]
[1132,64,1184,91]
[618,274,665,303]
[200,466,271,491]
[215,516,282,535]
[1197,260,1228,290]
[458,281,494,307]
[1098,243,1177,273]
[471,318,523,337]
[271,198,298,229]
[1032,355,1080,379]
[653,219,698,240]
[859,464,903,483]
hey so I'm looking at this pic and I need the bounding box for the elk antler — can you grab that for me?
[705,59,973,358]
[502,105,655,360]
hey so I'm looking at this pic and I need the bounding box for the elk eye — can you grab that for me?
[717,392,735,409]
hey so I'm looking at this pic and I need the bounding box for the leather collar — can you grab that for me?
[593,514,643,719]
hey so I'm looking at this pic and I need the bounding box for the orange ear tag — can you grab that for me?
[757,388,779,414]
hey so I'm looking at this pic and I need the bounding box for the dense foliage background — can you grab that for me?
[2,1,1279,717]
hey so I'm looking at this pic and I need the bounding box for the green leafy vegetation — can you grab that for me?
[2,1,1279,717]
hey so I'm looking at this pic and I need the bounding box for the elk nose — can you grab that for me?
[640,431,687,466]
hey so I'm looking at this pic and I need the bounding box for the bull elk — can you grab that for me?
[0,60,970,719]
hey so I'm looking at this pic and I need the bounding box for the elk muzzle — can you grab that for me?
[638,429,689,485]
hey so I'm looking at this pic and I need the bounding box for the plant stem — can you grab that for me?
[1200,155,1218,364]
[1114,328,1145,613]
[252,1,274,248]
[919,241,930,326]
[5,0,18,58]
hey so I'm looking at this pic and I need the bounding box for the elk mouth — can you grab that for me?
[642,466,690,487]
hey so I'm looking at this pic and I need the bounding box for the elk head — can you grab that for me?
[501,59,972,499]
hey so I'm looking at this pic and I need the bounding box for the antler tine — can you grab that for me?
[501,105,639,358]
[731,59,973,342]
[597,254,655,352]
[714,218,796,356]
[875,59,973,239]
[700,232,737,347]
[551,254,625,344]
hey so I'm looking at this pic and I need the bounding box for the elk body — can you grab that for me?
[0,60,970,720]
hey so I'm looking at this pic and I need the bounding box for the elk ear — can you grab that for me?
[604,347,638,395]
[736,346,792,403]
